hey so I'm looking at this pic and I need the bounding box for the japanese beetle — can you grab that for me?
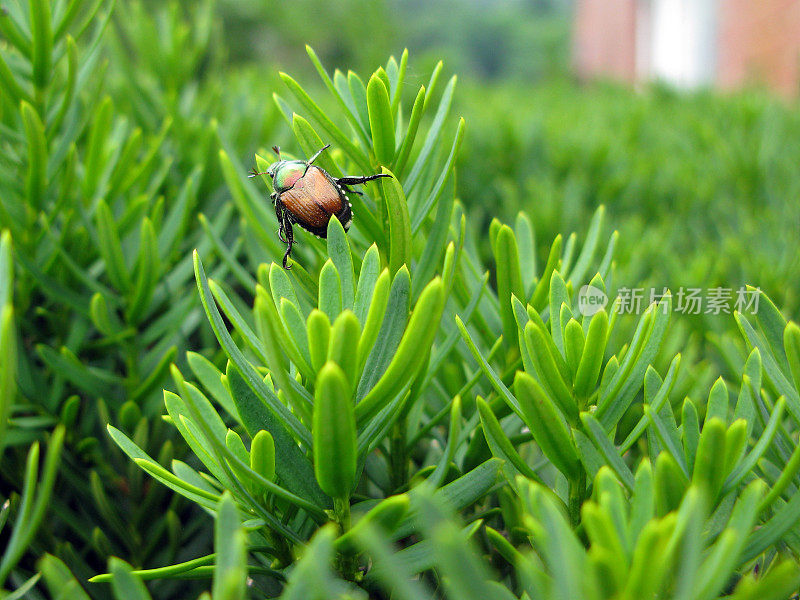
[250,144,391,269]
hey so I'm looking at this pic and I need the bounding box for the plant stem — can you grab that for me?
[333,496,358,580]
[333,496,351,532]
[568,472,586,527]
[390,419,408,491]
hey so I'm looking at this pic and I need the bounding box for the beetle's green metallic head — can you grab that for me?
[262,145,308,193]
[269,160,307,193]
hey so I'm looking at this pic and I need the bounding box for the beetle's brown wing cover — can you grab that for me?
[279,166,345,238]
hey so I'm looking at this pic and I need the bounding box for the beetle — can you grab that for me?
[250,144,391,269]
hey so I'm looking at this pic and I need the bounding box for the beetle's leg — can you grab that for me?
[307,143,331,165]
[270,191,277,204]
[275,201,289,243]
[275,201,285,241]
[337,173,392,186]
[339,183,363,196]
[282,219,294,270]
[249,167,270,179]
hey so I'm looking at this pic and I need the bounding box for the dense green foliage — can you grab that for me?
[457,81,800,315]
[1,1,799,599]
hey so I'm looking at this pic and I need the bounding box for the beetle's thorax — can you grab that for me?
[277,164,348,236]
[271,160,308,193]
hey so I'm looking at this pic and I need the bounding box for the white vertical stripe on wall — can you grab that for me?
[649,0,716,87]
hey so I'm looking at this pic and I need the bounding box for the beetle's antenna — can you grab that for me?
[272,145,281,157]
[248,167,269,178]
[307,143,331,165]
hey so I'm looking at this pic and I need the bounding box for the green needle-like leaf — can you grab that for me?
[524,321,576,424]
[354,244,381,325]
[515,372,581,482]
[307,308,332,374]
[530,234,562,310]
[313,362,357,499]
[477,397,542,483]
[356,276,445,424]
[226,364,329,509]
[381,167,411,275]
[367,73,395,164]
[30,0,52,89]
[212,492,248,600]
[327,310,362,390]
[784,321,800,394]
[318,259,343,320]
[327,216,355,309]
[692,417,728,501]
[21,102,48,210]
[109,559,152,600]
[495,225,525,352]
[357,266,410,401]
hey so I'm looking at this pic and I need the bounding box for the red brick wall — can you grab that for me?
[573,0,638,82]
[574,0,800,96]
[717,0,800,97]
